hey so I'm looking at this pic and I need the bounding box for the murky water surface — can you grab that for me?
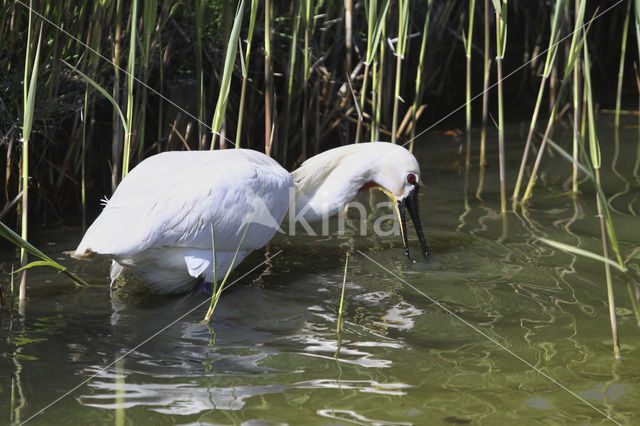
[2,120,640,424]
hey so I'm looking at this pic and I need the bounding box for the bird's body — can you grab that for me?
[75,149,292,293]
[75,142,429,294]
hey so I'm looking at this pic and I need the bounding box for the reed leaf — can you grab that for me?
[337,252,349,333]
[204,212,252,322]
[236,0,259,147]
[615,0,632,128]
[356,0,390,143]
[210,0,245,150]
[409,0,433,151]
[137,0,158,160]
[0,221,89,286]
[195,0,206,147]
[512,0,564,203]
[391,0,410,144]
[538,238,625,272]
[265,0,274,155]
[635,0,640,127]
[463,0,476,155]
[582,36,601,169]
[520,5,590,202]
[63,60,128,135]
[492,0,508,212]
[492,0,507,59]
[121,0,138,179]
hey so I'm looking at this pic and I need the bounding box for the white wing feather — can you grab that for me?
[76,149,292,293]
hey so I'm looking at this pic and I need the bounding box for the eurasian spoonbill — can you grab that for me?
[74,142,429,293]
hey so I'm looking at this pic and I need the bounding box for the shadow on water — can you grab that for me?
[2,117,640,424]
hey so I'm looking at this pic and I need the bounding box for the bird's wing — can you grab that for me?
[75,150,292,257]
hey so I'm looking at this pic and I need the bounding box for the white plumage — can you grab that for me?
[75,149,292,293]
[75,142,430,294]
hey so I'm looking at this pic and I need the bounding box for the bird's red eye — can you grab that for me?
[407,173,417,184]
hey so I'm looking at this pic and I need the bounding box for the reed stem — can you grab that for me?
[236,0,259,148]
[195,0,206,148]
[493,0,507,213]
[464,0,476,153]
[521,0,586,202]
[336,253,349,333]
[210,0,246,150]
[391,0,409,144]
[512,0,564,204]
[265,0,274,156]
[121,0,138,179]
[409,0,433,152]
[615,0,631,130]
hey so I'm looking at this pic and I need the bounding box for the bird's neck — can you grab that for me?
[290,149,375,223]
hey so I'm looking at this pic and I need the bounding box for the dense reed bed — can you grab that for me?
[1,1,639,352]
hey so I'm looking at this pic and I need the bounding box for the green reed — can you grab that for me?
[492,0,507,212]
[81,83,89,230]
[463,0,476,158]
[195,0,206,148]
[111,0,124,191]
[264,0,274,156]
[120,0,137,179]
[409,0,433,152]
[282,1,301,166]
[615,0,631,130]
[542,133,640,355]
[204,217,251,323]
[136,0,158,160]
[345,0,353,76]
[336,253,349,333]
[479,0,491,167]
[370,17,386,142]
[391,0,409,144]
[512,0,564,205]
[0,221,88,287]
[356,0,390,143]
[583,37,620,358]
[236,0,258,148]
[634,0,640,131]
[210,0,245,150]
[521,0,586,203]
[300,0,311,158]
[571,0,583,194]
[19,10,42,305]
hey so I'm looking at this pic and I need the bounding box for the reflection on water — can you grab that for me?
[2,119,640,424]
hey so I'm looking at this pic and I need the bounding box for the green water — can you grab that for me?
[2,119,640,425]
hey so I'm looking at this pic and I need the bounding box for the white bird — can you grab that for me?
[74,142,429,294]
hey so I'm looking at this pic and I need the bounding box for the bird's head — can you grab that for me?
[359,143,430,261]
[292,142,431,260]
